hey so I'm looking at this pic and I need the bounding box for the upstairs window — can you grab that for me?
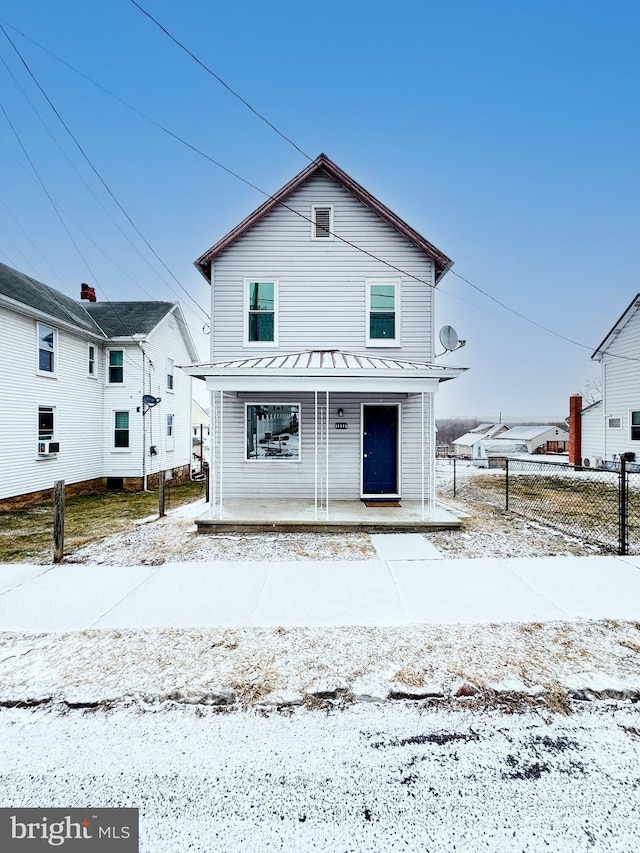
[167,358,174,390]
[311,205,333,240]
[37,323,56,374]
[114,411,130,448]
[166,414,175,451]
[245,280,278,345]
[108,349,124,383]
[88,344,96,377]
[366,280,400,346]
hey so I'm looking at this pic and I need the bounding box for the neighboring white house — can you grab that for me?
[494,425,569,454]
[452,423,508,457]
[192,399,210,474]
[582,293,640,466]
[472,439,528,468]
[0,262,199,508]
[185,154,466,522]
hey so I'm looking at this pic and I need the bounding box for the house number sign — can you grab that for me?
[335,422,348,429]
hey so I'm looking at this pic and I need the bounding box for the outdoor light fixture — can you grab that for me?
[337,408,344,418]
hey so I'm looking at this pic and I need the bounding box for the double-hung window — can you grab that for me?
[114,411,130,449]
[366,280,400,346]
[108,350,124,383]
[37,323,56,374]
[245,280,278,345]
[88,344,96,377]
[631,411,640,441]
[38,406,55,441]
[166,358,174,391]
[166,414,175,451]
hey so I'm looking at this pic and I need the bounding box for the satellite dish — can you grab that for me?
[142,395,161,407]
[439,325,459,351]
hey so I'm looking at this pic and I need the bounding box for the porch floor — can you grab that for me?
[195,499,463,533]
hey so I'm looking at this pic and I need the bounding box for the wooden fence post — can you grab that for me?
[158,470,165,518]
[53,480,65,563]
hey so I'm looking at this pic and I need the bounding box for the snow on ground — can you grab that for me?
[1,702,639,852]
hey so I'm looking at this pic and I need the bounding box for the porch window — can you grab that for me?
[245,280,278,345]
[37,323,56,374]
[366,280,400,346]
[631,411,640,441]
[246,403,300,460]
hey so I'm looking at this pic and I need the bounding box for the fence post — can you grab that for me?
[53,479,65,563]
[158,470,165,518]
[453,456,457,497]
[505,458,509,512]
[619,457,628,556]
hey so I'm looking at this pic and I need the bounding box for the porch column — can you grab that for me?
[219,389,224,519]
[421,392,425,521]
[325,390,330,520]
[208,388,216,518]
[429,391,436,519]
[314,391,318,521]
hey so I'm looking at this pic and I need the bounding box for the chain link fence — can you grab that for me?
[445,456,640,555]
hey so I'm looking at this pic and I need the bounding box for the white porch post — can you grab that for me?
[421,391,425,521]
[429,391,436,519]
[314,391,318,521]
[325,390,330,520]
[219,389,224,519]
[208,389,216,518]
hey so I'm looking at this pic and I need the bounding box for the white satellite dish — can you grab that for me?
[439,325,459,351]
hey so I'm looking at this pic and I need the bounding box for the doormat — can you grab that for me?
[363,500,402,507]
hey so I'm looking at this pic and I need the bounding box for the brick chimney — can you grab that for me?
[80,283,97,302]
[568,395,582,466]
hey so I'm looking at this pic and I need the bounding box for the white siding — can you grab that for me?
[0,307,104,500]
[211,172,435,363]
[210,391,433,501]
[599,305,640,461]
[580,402,603,462]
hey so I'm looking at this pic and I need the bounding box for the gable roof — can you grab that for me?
[194,153,453,283]
[0,261,103,334]
[497,425,567,440]
[592,293,640,360]
[84,301,176,338]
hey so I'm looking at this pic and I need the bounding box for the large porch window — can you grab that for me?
[246,403,300,460]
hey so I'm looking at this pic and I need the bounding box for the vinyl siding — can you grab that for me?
[600,305,640,460]
[580,402,603,461]
[211,172,435,362]
[210,391,433,500]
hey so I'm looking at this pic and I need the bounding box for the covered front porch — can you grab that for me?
[194,497,463,533]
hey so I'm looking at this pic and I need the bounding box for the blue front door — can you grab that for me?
[362,406,399,494]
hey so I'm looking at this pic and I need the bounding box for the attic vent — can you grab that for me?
[312,205,333,239]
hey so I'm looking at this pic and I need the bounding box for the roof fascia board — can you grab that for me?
[202,375,443,393]
[591,293,640,360]
[0,292,105,340]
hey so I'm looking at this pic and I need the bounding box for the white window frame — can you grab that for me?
[166,413,175,452]
[36,323,57,376]
[245,402,301,462]
[113,409,131,452]
[87,343,97,378]
[243,279,279,347]
[311,204,334,240]
[166,358,174,391]
[107,348,125,384]
[630,410,640,442]
[365,279,401,347]
[607,415,622,430]
[36,404,56,457]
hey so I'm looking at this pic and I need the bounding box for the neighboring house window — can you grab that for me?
[167,358,174,390]
[245,280,278,345]
[88,344,96,377]
[108,350,124,383]
[311,205,333,240]
[631,411,640,441]
[166,414,175,451]
[246,404,300,461]
[38,406,54,440]
[114,411,130,448]
[608,416,622,429]
[366,280,400,345]
[37,323,56,374]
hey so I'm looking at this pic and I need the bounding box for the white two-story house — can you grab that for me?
[0,262,199,508]
[186,154,466,526]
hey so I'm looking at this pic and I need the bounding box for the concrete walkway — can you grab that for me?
[1,554,639,631]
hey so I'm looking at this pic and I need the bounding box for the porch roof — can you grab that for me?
[183,349,466,392]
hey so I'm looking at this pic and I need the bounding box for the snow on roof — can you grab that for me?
[479,440,528,456]
[454,424,505,444]
[497,425,562,440]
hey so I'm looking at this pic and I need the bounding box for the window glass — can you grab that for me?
[632,411,640,440]
[38,325,55,372]
[88,345,95,375]
[114,411,129,448]
[167,358,174,390]
[246,404,300,460]
[109,350,124,383]
[38,406,54,440]
[247,282,276,342]
[369,284,396,340]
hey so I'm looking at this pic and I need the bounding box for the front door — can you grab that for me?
[362,405,399,495]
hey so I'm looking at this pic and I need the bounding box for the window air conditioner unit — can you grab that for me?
[38,441,60,455]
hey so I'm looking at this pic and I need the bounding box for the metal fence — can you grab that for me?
[448,456,640,555]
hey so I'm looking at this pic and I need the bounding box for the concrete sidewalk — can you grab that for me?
[1,554,639,632]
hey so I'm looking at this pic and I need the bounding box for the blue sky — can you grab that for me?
[1,0,638,419]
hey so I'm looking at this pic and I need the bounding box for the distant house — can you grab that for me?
[192,399,210,474]
[472,439,528,468]
[578,294,640,466]
[0,262,199,508]
[495,425,569,454]
[452,423,508,457]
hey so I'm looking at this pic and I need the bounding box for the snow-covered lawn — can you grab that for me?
[1,702,639,852]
